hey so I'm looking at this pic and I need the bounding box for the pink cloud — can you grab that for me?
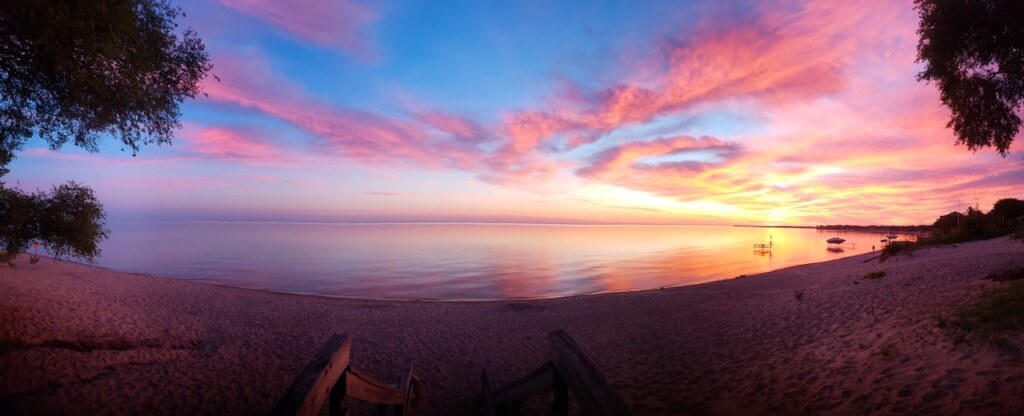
[496,0,903,154]
[416,111,487,143]
[108,177,226,191]
[199,52,516,178]
[232,173,324,189]
[578,135,742,179]
[217,0,377,57]
[179,126,286,163]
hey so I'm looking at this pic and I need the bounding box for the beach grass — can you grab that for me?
[862,270,886,280]
[947,280,1024,343]
[986,267,1024,281]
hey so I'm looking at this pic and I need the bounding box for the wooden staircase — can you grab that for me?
[270,330,633,416]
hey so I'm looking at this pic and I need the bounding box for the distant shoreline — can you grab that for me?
[734,224,932,234]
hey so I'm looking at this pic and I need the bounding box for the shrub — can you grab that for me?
[881,241,919,260]
[947,281,1024,343]
[987,267,1024,281]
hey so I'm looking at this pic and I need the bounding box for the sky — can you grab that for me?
[5,0,1024,225]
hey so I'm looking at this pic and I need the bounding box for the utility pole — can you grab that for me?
[956,198,961,228]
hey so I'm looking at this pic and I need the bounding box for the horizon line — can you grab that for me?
[105,219,930,228]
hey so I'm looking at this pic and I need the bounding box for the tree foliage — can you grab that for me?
[990,198,1024,220]
[932,210,966,234]
[1,0,210,264]
[915,0,1024,156]
[928,199,1024,243]
[1,183,108,265]
[1,0,211,163]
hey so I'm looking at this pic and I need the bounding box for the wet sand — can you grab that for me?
[2,237,1023,414]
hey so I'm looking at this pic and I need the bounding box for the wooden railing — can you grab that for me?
[270,334,418,416]
[480,330,634,416]
[271,330,631,416]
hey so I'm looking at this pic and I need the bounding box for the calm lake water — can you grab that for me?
[91,222,906,300]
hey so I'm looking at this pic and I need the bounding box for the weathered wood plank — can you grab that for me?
[270,334,352,416]
[547,330,634,416]
[551,371,568,416]
[481,364,498,416]
[398,361,416,416]
[328,369,348,416]
[346,368,407,404]
[491,362,553,403]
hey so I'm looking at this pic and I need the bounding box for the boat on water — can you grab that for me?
[826,237,846,244]
[886,233,899,239]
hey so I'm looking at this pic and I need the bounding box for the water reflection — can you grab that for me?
[94,222,890,300]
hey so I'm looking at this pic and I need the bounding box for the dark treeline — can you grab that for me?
[817,198,1024,239]
[814,225,933,234]
[927,198,1024,243]
[883,198,1024,258]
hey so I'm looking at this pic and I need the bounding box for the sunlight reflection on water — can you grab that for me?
[93,222,899,300]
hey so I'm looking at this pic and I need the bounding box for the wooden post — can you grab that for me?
[551,371,568,416]
[397,361,416,416]
[547,330,634,416]
[482,364,499,416]
[509,400,523,416]
[270,334,352,416]
[329,371,348,416]
[491,361,554,404]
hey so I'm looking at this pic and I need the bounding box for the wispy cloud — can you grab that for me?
[179,125,293,164]
[217,0,378,58]
[580,136,741,176]
[200,52,490,170]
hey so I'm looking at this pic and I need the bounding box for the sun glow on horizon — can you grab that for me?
[5,0,1023,225]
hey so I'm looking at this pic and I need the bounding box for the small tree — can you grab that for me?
[932,211,965,234]
[1,0,210,264]
[990,198,1024,220]
[0,184,108,264]
[915,0,1024,156]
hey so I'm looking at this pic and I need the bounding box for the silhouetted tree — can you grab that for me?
[990,198,1024,220]
[932,210,965,234]
[915,0,1024,156]
[1,0,210,264]
[1,184,108,264]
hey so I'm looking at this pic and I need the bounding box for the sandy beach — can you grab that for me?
[2,237,1023,415]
